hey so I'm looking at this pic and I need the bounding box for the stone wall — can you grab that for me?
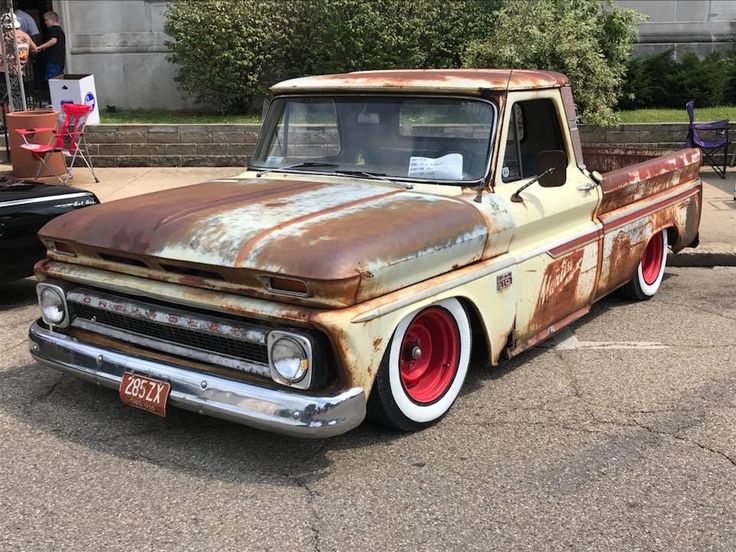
[85,125,259,167]
[83,122,733,168]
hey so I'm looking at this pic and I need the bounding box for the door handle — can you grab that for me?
[577,182,596,192]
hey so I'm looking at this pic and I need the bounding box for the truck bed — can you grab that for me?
[583,146,701,222]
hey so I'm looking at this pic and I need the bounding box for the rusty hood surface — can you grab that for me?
[39,178,512,307]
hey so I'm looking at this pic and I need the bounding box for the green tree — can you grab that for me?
[165,0,500,113]
[463,0,642,125]
[165,0,641,122]
[164,0,294,112]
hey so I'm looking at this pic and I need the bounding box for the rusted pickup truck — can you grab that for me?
[29,70,701,437]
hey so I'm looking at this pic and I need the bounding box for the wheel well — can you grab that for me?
[456,297,491,368]
[665,225,678,248]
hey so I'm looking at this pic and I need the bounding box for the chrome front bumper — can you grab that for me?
[29,321,366,438]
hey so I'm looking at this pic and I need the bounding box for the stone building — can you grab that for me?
[618,0,735,57]
[17,0,190,109]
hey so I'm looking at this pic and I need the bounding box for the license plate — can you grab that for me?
[119,372,171,417]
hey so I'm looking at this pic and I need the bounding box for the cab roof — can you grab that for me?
[270,69,570,95]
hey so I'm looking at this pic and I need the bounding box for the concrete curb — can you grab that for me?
[669,245,736,267]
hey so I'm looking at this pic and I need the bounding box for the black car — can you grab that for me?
[0,179,98,283]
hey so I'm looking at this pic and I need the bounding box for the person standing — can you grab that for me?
[36,11,65,81]
[13,4,40,44]
[0,14,38,108]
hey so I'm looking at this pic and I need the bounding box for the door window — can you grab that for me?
[502,99,566,182]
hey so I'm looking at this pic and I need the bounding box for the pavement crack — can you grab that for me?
[555,350,603,424]
[656,300,736,323]
[35,376,63,400]
[6,339,29,352]
[630,418,736,468]
[294,475,323,552]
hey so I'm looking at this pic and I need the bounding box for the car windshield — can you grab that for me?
[250,96,496,184]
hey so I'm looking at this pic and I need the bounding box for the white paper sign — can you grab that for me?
[408,153,463,180]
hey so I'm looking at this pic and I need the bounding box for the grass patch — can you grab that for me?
[100,109,261,125]
[617,106,736,123]
[101,106,736,125]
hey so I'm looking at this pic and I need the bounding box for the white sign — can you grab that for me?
[408,153,463,180]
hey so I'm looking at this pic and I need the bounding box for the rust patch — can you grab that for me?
[373,337,383,354]
[676,193,702,251]
[593,148,702,216]
[526,249,584,338]
[39,179,327,253]
[598,231,639,297]
[271,69,569,95]
[40,177,497,308]
[233,188,401,266]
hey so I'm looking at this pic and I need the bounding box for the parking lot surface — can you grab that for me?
[1,267,734,551]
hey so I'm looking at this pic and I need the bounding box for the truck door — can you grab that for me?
[493,91,602,351]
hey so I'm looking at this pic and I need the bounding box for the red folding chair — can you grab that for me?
[15,103,99,184]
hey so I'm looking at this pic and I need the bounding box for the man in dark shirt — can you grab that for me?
[36,11,65,80]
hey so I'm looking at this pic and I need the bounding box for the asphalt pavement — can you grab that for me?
[1,266,734,551]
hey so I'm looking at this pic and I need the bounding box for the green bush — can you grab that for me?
[620,50,735,110]
[165,0,640,123]
[463,0,642,126]
[164,0,295,113]
[165,0,500,113]
[284,0,501,74]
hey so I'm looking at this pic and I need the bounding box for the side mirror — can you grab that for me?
[537,150,568,187]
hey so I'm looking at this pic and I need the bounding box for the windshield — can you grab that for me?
[250,96,496,184]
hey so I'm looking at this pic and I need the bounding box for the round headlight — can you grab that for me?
[40,287,65,325]
[271,336,308,383]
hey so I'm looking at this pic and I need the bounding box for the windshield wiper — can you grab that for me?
[256,162,337,177]
[334,170,413,189]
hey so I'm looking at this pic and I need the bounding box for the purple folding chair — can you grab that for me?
[685,100,730,179]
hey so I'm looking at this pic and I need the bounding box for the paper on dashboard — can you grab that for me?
[408,153,463,180]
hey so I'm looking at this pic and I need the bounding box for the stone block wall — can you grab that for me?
[84,124,261,167]
[81,122,734,168]
[579,123,690,150]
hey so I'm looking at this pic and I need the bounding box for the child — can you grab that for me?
[36,11,65,80]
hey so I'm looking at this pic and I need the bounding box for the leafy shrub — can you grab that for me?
[165,0,500,113]
[463,0,642,126]
[165,0,641,122]
[620,50,734,110]
[164,0,295,113]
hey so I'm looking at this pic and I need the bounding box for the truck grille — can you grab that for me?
[72,304,269,364]
[66,288,272,377]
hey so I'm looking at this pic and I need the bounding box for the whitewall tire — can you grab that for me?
[367,298,471,431]
[622,229,668,301]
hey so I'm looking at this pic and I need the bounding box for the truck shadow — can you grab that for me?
[0,278,678,487]
[461,284,674,393]
[0,277,37,309]
[0,361,402,488]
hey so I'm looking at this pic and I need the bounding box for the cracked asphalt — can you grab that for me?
[0,267,734,552]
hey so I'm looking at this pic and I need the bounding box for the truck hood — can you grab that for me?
[39,178,513,307]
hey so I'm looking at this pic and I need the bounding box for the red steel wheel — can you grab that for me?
[366,298,472,432]
[621,229,669,301]
[398,307,460,404]
[641,231,664,285]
